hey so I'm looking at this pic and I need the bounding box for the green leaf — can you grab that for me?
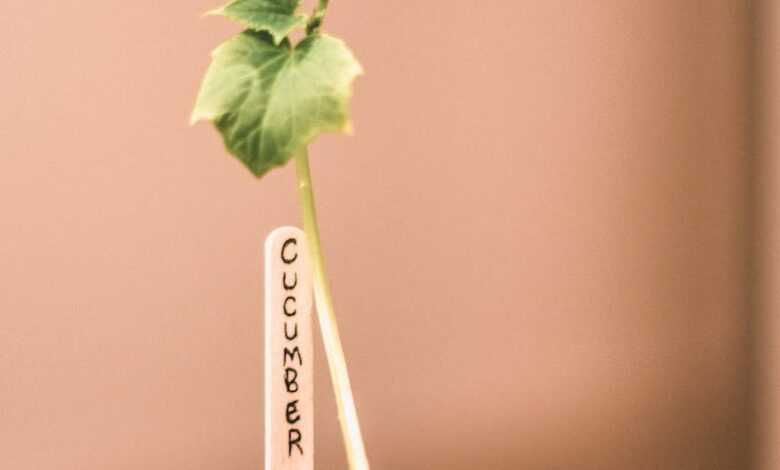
[191,31,363,177]
[207,0,308,45]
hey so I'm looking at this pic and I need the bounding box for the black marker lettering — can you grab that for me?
[284,367,299,393]
[283,296,297,317]
[284,322,298,340]
[284,346,303,367]
[286,400,301,424]
[288,429,303,456]
[282,271,298,290]
[281,238,298,264]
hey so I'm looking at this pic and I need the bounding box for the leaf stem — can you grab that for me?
[294,148,370,470]
[306,0,329,35]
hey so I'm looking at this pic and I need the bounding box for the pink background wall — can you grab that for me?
[0,1,759,469]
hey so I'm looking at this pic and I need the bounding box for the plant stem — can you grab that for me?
[294,148,370,470]
[306,0,329,35]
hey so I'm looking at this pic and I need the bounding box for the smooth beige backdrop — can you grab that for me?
[0,1,755,469]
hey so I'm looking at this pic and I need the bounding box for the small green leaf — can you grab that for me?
[191,31,363,177]
[207,0,307,45]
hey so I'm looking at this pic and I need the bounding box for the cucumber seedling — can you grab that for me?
[190,1,369,468]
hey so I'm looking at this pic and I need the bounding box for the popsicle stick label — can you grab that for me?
[265,227,314,470]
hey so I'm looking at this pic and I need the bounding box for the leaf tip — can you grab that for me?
[341,120,355,135]
[189,110,211,126]
[202,6,224,18]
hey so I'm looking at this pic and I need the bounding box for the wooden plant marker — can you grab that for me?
[265,227,314,470]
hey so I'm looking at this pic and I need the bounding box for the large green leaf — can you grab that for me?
[207,0,307,45]
[191,31,363,177]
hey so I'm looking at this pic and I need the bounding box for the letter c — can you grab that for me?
[281,238,298,264]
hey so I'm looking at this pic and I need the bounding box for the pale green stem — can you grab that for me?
[306,0,329,35]
[295,149,370,470]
